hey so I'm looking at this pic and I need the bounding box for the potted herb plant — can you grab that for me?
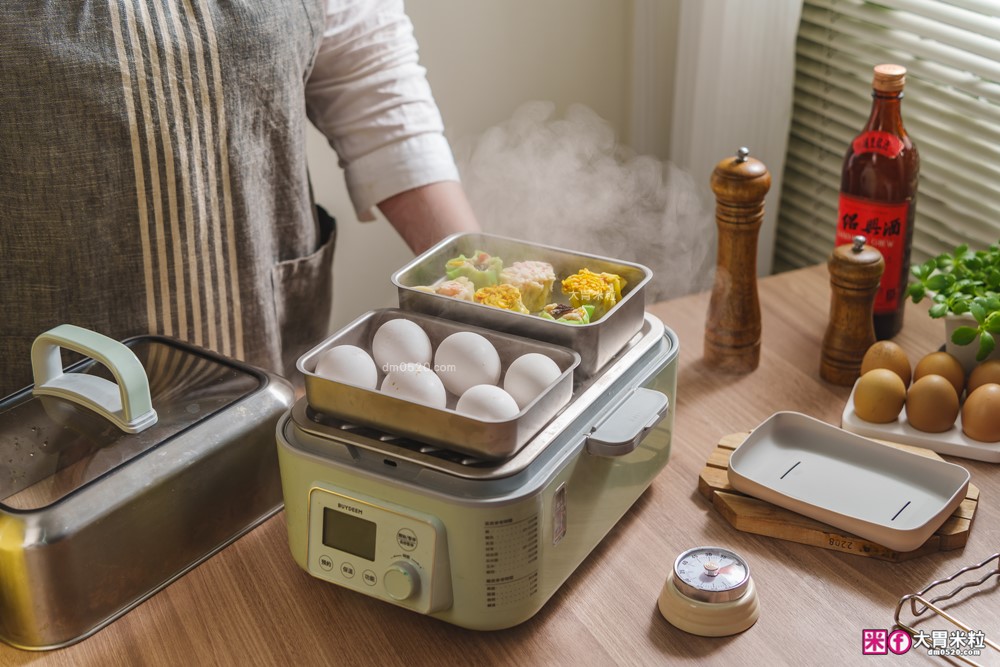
[906,242,1000,372]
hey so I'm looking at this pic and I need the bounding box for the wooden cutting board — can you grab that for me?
[698,432,980,562]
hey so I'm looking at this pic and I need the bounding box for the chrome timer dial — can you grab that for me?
[672,546,751,603]
[658,546,759,637]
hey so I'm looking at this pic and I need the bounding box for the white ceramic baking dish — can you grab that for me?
[728,412,970,553]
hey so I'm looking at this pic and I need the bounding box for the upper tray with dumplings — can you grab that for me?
[392,232,652,377]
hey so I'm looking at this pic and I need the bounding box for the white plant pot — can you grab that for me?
[944,314,1000,375]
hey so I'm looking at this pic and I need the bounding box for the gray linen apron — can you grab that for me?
[0,0,331,397]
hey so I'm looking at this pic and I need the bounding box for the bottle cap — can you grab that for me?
[873,64,906,93]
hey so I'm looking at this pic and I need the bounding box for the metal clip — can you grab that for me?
[894,552,1000,666]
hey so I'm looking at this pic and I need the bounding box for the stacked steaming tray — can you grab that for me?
[296,233,653,461]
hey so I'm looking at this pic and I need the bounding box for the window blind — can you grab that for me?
[775,0,1000,275]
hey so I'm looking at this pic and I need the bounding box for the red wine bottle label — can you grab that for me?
[836,193,910,313]
[851,131,904,158]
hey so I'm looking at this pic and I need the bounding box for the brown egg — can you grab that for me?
[962,383,1000,442]
[914,351,965,398]
[968,360,1000,395]
[853,369,907,423]
[905,374,960,433]
[860,341,911,386]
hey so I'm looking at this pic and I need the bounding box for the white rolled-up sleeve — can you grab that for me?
[306,0,460,221]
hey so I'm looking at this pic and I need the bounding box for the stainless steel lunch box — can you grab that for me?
[299,309,580,459]
[0,326,293,650]
[392,232,652,377]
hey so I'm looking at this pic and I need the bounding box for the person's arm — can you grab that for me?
[377,181,479,254]
[306,0,479,251]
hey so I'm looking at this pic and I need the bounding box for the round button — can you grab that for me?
[383,561,420,601]
[396,528,418,551]
[318,555,333,571]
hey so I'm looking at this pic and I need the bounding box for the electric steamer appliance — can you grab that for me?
[278,234,679,629]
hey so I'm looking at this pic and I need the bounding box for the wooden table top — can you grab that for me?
[7,264,998,666]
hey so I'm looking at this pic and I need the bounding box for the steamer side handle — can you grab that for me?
[585,388,669,457]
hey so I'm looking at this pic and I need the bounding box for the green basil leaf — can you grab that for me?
[926,274,955,292]
[951,326,980,346]
[951,300,971,315]
[971,302,987,325]
[929,303,950,318]
[977,331,996,361]
[907,283,926,302]
[986,314,1000,334]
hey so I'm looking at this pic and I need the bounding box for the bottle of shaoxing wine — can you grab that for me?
[835,64,919,340]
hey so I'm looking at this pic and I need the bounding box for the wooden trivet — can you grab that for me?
[698,432,980,563]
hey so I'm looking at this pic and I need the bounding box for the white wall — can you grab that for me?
[669,0,802,277]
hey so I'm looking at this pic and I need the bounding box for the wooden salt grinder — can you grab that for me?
[704,147,771,373]
[820,235,885,385]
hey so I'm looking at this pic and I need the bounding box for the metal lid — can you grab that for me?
[873,64,906,93]
[0,336,263,510]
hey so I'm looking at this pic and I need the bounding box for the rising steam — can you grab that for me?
[453,101,715,303]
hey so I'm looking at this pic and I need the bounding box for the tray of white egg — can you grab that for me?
[297,308,580,459]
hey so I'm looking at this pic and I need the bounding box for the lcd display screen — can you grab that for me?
[322,508,377,561]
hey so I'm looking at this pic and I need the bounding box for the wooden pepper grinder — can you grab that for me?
[820,235,885,385]
[704,147,771,373]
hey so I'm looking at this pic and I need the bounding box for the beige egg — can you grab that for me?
[853,369,907,424]
[861,340,912,386]
[905,374,959,433]
[968,360,1000,395]
[962,383,1000,442]
[914,351,965,398]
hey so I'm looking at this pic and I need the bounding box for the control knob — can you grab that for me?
[384,560,420,601]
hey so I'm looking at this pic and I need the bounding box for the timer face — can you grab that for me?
[659,546,760,635]
[674,547,749,595]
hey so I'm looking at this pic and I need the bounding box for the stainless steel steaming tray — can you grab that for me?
[298,308,580,460]
[392,232,652,377]
[293,314,667,479]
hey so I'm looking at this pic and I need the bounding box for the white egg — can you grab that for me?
[503,353,563,409]
[372,319,433,373]
[313,345,378,389]
[456,384,520,420]
[380,363,447,408]
[434,332,502,396]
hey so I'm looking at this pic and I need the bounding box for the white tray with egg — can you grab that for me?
[298,308,580,460]
[842,383,1000,463]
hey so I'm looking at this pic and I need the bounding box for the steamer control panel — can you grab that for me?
[307,487,449,613]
